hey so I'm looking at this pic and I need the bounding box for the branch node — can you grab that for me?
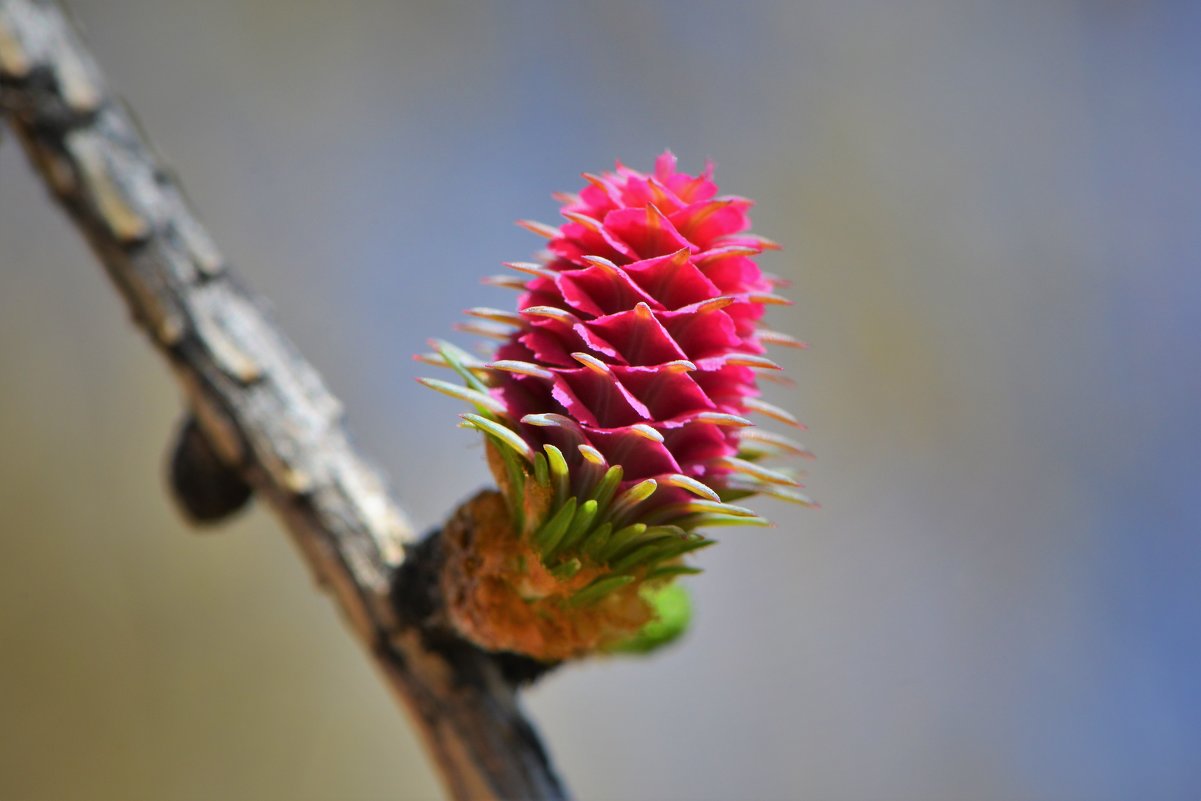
[169,413,253,525]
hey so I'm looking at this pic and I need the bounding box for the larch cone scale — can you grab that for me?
[419,152,812,660]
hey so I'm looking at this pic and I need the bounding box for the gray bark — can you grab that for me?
[0,2,568,798]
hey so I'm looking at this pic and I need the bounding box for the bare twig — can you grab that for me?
[0,2,568,798]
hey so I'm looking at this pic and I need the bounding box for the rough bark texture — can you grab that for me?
[0,2,568,798]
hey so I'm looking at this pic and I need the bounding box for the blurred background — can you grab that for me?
[2,1,1199,799]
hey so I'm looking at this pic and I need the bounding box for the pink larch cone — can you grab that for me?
[419,152,812,659]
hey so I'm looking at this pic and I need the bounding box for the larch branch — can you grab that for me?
[0,2,568,799]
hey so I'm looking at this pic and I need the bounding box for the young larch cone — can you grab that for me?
[419,152,812,660]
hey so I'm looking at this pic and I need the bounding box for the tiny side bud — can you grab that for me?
[169,414,252,524]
